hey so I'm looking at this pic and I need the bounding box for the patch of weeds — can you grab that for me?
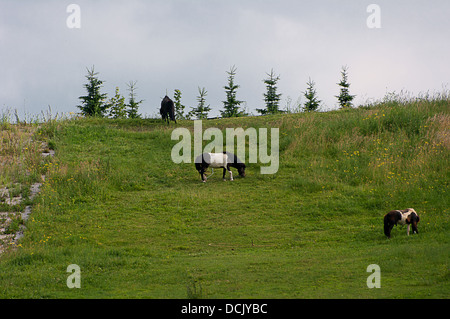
[4,215,24,234]
[186,280,205,299]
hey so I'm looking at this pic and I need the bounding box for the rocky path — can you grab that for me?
[0,148,54,255]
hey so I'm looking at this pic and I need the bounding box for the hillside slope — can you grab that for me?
[0,97,448,298]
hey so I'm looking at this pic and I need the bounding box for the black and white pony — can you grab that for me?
[384,208,420,238]
[195,152,246,182]
[160,95,176,124]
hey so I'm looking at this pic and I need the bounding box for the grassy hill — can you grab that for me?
[0,96,448,298]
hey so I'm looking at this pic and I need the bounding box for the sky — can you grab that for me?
[1,0,449,119]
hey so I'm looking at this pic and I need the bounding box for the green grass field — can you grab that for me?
[0,97,448,298]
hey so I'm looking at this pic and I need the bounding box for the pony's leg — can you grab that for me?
[384,221,394,238]
[222,168,226,181]
[225,164,234,181]
[224,164,233,181]
[200,169,206,182]
[406,224,410,236]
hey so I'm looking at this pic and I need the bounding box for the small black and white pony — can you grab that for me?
[383,208,420,238]
[195,152,246,182]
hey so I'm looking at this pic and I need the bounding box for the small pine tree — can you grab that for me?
[108,87,127,119]
[173,89,186,120]
[221,65,244,118]
[336,66,356,109]
[189,87,211,120]
[257,69,282,115]
[77,66,108,117]
[126,81,142,119]
[303,78,321,112]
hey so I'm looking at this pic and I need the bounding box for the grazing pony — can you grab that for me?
[160,95,176,124]
[195,152,246,182]
[384,208,420,238]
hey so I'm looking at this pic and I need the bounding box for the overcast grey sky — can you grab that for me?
[1,0,449,118]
